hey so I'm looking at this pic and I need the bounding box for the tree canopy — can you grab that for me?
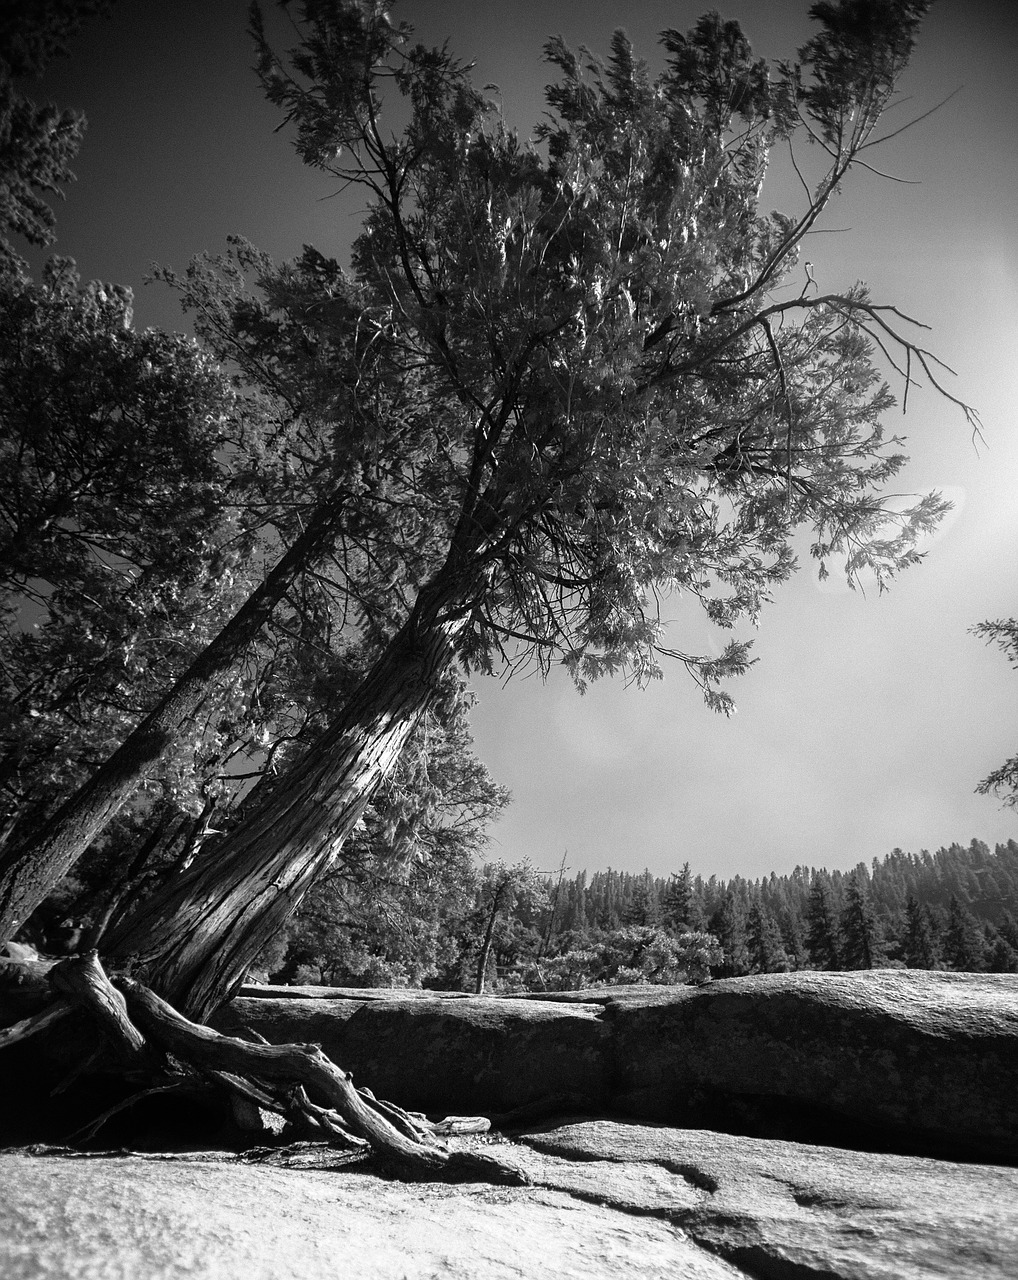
[0,0,1002,1182]
[236,0,967,703]
[0,0,980,1022]
[0,1,111,273]
[0,262,239,842]
[0,2,507,957]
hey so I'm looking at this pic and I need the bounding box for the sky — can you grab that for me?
[27,0,1018,884]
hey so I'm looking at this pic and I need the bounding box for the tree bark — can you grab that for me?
[104,576,468,1022]
[0,491,347,947]
[48,951,151,1070]
[118,975,456,1171]
[13,954,527,1183]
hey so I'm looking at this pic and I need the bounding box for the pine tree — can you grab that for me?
[999,911,1018,951]
[662,863,693,931]
[104,0,962,1017]
[747,901,790,973]
[684,887,709,933]
[0,2,111,273]
[943,896,988,972]
[780,910,809,969]
[3,2,969,1022]
[987,936,1018,974]
[806,873,841,970]
[709,890,751,978]
[839,872,882,969]
[623,872,660,927]
[571,872,588,935]
[902,895,939,969]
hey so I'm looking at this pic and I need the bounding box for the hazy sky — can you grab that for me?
[30,0,1018,882]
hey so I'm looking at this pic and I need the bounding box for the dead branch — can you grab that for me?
[116,972,527,1183]
[355,1085,446,1148]
[5,954,526,1184]
[432,1115,491,1136]
[288,1085,369,1147]
[0,997,73,1048]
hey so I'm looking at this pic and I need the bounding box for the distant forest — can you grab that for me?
[262,837,1018,992]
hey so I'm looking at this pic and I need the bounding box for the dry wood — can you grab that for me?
[6,954,527,1184]
[432,1115,491,1136]
[48,952,150,1069]
[0,997,73,1048]
[118,975,450,1168]
[288,1086,368,1147]
[202,1069,364,1146]
[355,1086,445,1148]
[115,974,528,1183]
[203,1068,283,1113]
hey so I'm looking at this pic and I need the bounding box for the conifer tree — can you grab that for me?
[2,0,973,1022]
[987,935,1018,974]
[662,863,694,931]
[781,910,809,969]
[747,901,790,973]
[0,1,111,273]
[807,873,841,969]
[710,890,750,977]
[685,887,710,934]
[623,872,660,927]
[998,910,1018,952]
[839,872,881,969]
[943,896,988,972]
[570,871,588,935]
[902,895,939,968]
[110,0,969,1018]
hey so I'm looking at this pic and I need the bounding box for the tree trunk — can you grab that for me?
[0,492,347,947]
[475,882,507,995]
[104,585,466,1022]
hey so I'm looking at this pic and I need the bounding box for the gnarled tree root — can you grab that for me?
[4,953,528,1186]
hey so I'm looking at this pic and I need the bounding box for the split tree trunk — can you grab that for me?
[0,492,347,948]
[104,581,466,1022]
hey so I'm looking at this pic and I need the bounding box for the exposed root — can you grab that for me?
[0,953,529,1186]
[286,1086,367,1147]
[49,953,150,1070]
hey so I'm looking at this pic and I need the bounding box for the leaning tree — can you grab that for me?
[91,0,974,1018]
[0,12,485,945]
[0,262,243,857]
[0,0,979,1180]
[0,247,504,957]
